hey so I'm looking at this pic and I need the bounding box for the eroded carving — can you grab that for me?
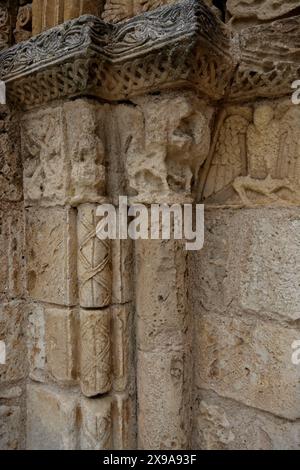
[125,94,212,203]
[81,397,112,450]
[201,102,300,206]
[80,309,112,397]
[14,3,32,43]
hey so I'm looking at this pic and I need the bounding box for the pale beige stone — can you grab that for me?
[202,102,300,206]
[195,391,300,450]
[26,383,78,450]
[80,397,112,450]
[27,304,46,382]
[126,94,212,203]
[112,393,136,450]
[194,312,300,420]
[77,204,112,309]
[80,309,112,397]
[0,301,27,384]
[112,304,134,392]
[25,207,77,306]
[0,406,22,450]
[45,308,76,383]
[21,107,68,206]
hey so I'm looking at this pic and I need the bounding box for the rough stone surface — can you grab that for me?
[25,207,77,306]
[194,391,300,450]
[0,301,27,384]
[0,203,24,301]
[26,383,78,450]
[0,406,22,450]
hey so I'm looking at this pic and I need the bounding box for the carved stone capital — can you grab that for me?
[0,0,233,109]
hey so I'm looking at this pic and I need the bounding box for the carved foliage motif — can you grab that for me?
[102,0,176,23]
[201,102,300,206]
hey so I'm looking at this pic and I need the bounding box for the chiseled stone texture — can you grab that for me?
[27,303,46,382]
[0,301,27,384]
[25,207,77,306]
[194,391,300,450]
[189,208,300,420]
[45,307,77,383]
[0,203,24,300]
[0,106,22,202]
[0,406,22,450]
[227,0,300,22]
[189,208,300,322]
[194,312,300,420]
[80,397,112,450]
[26,383,78,450]
[21,100,106,206]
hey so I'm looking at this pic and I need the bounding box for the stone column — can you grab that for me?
[109,92,213,449]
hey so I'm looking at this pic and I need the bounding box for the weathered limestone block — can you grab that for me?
[124,93,212,204]
[136,238,190,449]
[45,307,76,383]
[0,301,27,384]
[78,204,112,308]
[189,208,300,321]
[194,391,300,450]
[201,102,300,206]
[0,406,22,450]
[80,397,112,450]
[27,383,78,450]
[64,100,106,206]
[14,3,32,43]
[0,1,12,50]
[112,304,134,392]
[0,106,22,202]
[194,312,300,420]
[227,0,300,23]
[80,309,112,397]
[21,107,68,206]
[0,204,24,300]
[25,207,77,306]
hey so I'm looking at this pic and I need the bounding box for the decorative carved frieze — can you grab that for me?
[230,16,300,101]
[0,0,299,107]
[0,0,233,108]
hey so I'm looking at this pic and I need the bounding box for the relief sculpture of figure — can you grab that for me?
[202,104,300,206]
